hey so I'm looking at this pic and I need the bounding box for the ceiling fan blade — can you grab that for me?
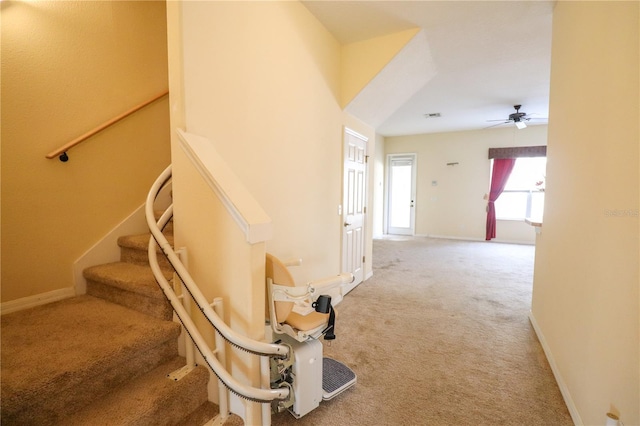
[486,119,511,122]
[483,122,509,130]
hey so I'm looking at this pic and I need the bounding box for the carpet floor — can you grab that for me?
[271,237,573,425]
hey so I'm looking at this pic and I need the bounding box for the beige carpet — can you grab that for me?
[271,237,573,425]
[1,219,217,425]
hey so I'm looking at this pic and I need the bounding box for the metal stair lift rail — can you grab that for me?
[145,166,291,404]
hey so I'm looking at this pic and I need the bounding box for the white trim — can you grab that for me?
[416,234,485,242]
[491,238,535,246]
[177,129,272,244]
[411,234,535,245]
[344,127,369,142]
[528,311,582,425]
[1,287,75,315]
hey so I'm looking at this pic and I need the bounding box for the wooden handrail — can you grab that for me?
[46,90,169,161]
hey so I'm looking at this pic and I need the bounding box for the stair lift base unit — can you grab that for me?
[283,335,324,419]
[272,334,357,419]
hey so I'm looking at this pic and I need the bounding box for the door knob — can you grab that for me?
[344,222,352,227]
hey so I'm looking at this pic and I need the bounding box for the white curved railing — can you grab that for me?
[145,165,291,404]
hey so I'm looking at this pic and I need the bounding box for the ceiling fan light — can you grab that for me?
[515,121,527,130]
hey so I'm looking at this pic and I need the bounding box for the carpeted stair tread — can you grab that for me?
[118,232,174,252]
[84,261,174,319]
[118,233,174,271]
[0,295,181,425]
[84,261,170,300]
[61,357,215,426]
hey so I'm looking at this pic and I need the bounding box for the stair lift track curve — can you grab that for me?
[145,165,290,403]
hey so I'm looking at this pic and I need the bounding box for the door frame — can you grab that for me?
[385,153,417,235]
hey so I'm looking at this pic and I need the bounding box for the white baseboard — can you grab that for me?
[491,238,535,246]
[414,234,534,245]
[528,311,582,425]
[415,234,485,242]
[1,287,76,315]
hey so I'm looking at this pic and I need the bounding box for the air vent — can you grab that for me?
[424,113,441,118]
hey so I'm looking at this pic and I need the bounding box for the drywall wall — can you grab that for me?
[531,2,639,425]
[1,1,170,303]
[179,0,360,285]
[385,125,548,243]
[373,134,386,238]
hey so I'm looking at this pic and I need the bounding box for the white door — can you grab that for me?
[387,154,416,235]
[342,128,367,294]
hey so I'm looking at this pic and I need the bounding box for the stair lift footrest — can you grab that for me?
[322,357,356,400]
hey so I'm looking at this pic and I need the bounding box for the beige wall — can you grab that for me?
[177,1,377,285]
[385,126,548,243]
[531,2,639,425]
[1,1,170,303]
[373,134,386,238]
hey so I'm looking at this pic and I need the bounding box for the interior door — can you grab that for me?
[342,128,367,294]
[387,154,416,235]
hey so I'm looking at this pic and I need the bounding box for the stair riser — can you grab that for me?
[2,339,179,426]
[132,378,209,426]
[176,401,219,426]
[87,279,173,321]
[120,246,174,271]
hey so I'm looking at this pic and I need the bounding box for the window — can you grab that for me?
[494,157,546,221]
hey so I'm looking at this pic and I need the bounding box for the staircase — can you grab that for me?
[0,217,218,425]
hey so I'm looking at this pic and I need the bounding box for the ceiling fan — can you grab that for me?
[485,105,546,129]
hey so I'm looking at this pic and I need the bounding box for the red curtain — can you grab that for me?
[486,158,516,240]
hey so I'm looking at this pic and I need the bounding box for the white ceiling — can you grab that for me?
[302,1,555,136]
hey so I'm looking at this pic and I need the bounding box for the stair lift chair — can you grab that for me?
[265,253,357,418]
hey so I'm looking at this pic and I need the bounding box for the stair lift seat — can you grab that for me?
[266,253,340,341]
[265,253,357,418]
